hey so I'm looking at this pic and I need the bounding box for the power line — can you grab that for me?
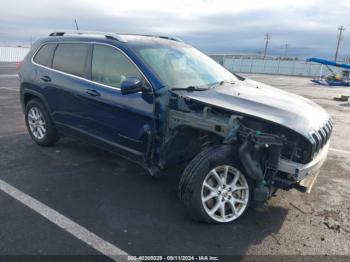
[334,25,345,62]
[263,33,270,59]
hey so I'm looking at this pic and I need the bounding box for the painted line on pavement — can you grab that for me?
[0,132,28,139]
[0,87,19,91]
[0,179,128,261]
[0,74,18,78]
[329,147,350,156]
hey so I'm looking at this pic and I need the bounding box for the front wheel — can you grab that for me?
[178,145,252,224]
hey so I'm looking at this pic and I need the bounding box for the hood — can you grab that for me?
[181,78,330,139]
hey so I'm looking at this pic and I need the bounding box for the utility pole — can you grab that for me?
[263,33,270,59]
[74,19,80,31]
[334,25,345,62]
[284,43,289,58]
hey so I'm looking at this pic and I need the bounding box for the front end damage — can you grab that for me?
[166,95,332,201]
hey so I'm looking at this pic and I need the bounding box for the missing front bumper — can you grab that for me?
[273,141,329,193]
[277,142,329,181]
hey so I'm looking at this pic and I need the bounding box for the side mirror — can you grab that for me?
[121,77,143,95]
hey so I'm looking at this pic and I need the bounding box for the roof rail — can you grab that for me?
[156,35,183,42]
[117,33,183,42]
[48,31,127,42]
[49,32,65,36]
[48,31,183,43]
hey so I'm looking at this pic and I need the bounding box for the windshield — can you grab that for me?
[134,46,237,89]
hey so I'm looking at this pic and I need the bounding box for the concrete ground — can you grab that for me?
[0,64,349,258]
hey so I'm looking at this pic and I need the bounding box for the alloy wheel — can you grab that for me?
[27,107,46,140]
[201,165,249,223]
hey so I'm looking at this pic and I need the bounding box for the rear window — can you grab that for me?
[52,43,90,77]
[33,43,57,67]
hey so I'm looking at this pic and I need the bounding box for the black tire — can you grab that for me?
[25,98,59,146]
[178,145,253,224]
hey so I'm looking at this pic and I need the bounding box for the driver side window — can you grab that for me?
[92,45,142,88]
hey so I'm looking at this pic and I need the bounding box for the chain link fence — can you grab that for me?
[0,46,30,62]
[210,55,340,77]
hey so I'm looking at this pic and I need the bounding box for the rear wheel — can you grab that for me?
[25,99,59,146]
[179,145,252,223]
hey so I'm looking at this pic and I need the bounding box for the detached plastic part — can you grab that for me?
[254,185,270,202]
[252,179,270,201]
[147,166,162,178]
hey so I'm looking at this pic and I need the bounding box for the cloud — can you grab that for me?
[0,0,349,58]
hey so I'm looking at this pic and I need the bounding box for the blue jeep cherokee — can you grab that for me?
[19,31,332,223]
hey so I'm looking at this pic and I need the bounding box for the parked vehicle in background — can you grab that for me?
[19,32,332,223]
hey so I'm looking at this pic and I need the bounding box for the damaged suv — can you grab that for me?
[19,32,332,223]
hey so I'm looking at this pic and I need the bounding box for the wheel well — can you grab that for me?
[160,127,222,168]
[23,93,38,106]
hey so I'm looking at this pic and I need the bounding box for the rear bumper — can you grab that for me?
[277,141,329,182]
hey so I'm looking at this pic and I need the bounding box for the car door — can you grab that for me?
[42,42,92,133]
[75,43,155,161]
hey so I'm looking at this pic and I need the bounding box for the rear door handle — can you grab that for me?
[86,89,101,97]
[40,76,51,82]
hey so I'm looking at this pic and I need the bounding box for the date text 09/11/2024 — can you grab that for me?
[127,255,219,261]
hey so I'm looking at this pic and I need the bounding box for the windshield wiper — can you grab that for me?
[170,86,209,92]
[219,79,236,85]
[205,79,236,90]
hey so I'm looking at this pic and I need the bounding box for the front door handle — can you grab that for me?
[40,76,51,82]
[86,89,101,97]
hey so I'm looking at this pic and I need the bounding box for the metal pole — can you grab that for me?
[320,64,323,79]
[334,25,345,62]
[263,33,270,59]
[74,19,80,31]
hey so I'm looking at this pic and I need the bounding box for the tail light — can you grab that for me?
[16,61,23,70]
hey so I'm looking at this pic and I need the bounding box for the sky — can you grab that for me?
[0,0,349,58]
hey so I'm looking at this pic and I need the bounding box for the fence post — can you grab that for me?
[231,58,235,72]
[307,62,311,77]
[239,58,243,72]
[291,60,296,76]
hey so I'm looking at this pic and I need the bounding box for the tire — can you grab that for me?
[178,145,253,224]
[25,98,59,146]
